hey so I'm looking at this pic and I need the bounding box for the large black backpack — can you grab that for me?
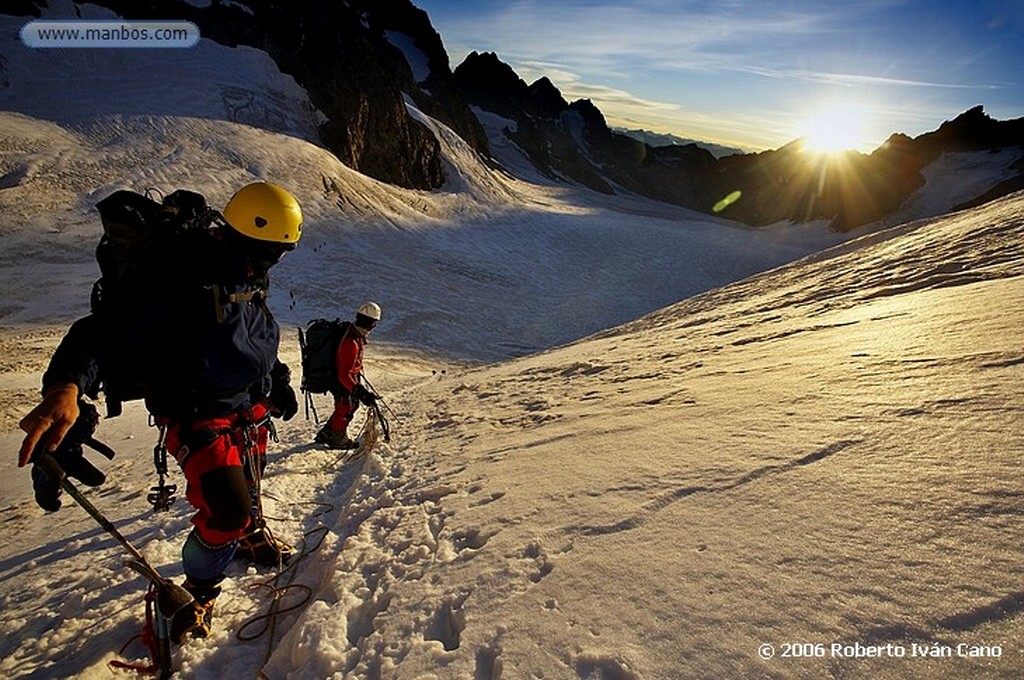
[298,318,353,396]
[92,189,218,317]
[89,189,224,416]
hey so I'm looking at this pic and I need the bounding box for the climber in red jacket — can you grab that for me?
[315,301,382,449]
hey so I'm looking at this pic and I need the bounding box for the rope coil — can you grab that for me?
[238,410,382,667]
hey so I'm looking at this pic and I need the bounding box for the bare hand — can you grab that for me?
[18,384,80,467]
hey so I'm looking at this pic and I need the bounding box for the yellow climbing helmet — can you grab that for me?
[223,182,303,244]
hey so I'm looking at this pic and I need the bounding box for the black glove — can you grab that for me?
[269,361,298,421]
[30,402,108,512]
[352,384,377,407]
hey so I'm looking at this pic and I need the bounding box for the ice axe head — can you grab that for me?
[155,580,195,620]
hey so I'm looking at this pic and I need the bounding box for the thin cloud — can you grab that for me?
[516,61,681,113]
[736,66,1003,90]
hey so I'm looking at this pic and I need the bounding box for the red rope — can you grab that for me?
[109,584,161,675]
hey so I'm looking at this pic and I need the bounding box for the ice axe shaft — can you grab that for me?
[36,454,191,678]
[36,453,149,565]
[36,454,191,604]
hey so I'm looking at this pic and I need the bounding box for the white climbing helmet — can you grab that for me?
[355,301,382,331]
[357,301,382,321]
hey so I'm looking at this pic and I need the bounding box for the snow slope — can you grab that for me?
[3,180,1020,679]
[1,7,1022,679]
[261,190,1021,680]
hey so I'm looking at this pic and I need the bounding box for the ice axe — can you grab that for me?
[358,375,394,442]
[34,453,192,679]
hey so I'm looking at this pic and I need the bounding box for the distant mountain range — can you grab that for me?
[611,129,747,159]
[451,50,1024,229]
[6,0,1024,230]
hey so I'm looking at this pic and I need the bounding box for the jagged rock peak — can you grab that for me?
[453,51,530,98]
[528,77,569,118]
[921,104,1024,150]
[884,132,915,146]
[568,98,607,128]
[943,104,989,127]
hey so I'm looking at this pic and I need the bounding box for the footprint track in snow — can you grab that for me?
[576,439,861,536]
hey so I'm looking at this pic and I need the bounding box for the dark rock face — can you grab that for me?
[454,52,730,208]
[25,0,488,190]
[3,1,41,17]
[453,51,716,198]
[452,51,532,117]
[355,0,489,158]
[454,51,612,193]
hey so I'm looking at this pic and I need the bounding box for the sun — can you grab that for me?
[799,102,872,153]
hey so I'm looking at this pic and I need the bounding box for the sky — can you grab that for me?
[413,0,1024,152]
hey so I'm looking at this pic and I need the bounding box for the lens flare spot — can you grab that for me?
[713,190,742,213]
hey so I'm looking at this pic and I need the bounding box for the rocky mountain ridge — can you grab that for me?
[454,51,1024,229]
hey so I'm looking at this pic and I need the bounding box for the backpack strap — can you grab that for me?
[210,285,271,323]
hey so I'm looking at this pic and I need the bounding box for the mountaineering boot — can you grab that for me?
[235,524,294,567]
[314,425,358,450]
[170,578,221,644]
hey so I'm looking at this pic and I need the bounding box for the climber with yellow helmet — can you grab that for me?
[18,181,304,643]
